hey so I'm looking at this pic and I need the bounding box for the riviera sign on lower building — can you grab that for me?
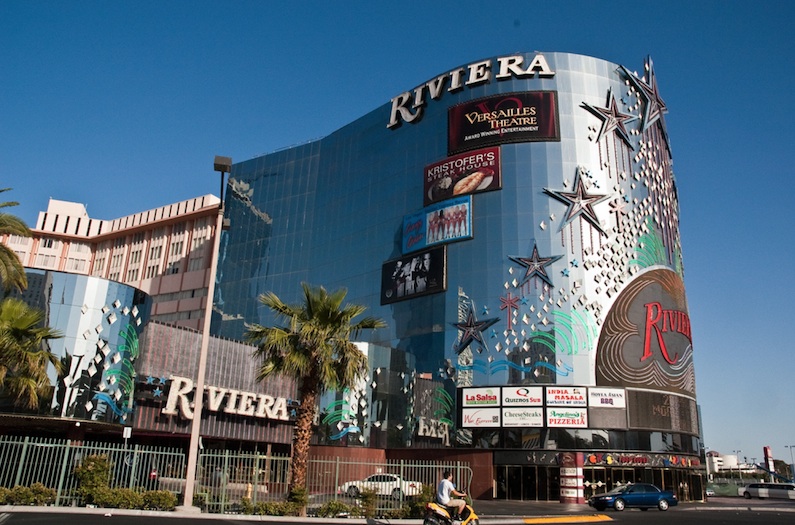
[161,375,292,422]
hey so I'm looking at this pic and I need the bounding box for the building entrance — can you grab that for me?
[582,467,704,502]
[494,465,560,501]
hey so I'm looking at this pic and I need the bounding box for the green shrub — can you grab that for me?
[247,500,299,516]
[287,486,308,507]
[316,499,356,517]
[383,505,410,519]
[142,490,177,511]
[28,483,56,505]
[9,486,34,505]
[92,487,144,509]
[359,487,378,519]
[239,496,254,514]
[407,482,436,517]
[0,485,56,506]
[73,454,112,504]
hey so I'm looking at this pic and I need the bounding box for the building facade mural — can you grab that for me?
[13,269,151,424]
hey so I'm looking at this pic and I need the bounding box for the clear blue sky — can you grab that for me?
[2,1,793,463]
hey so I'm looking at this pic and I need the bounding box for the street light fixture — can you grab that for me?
[785,445,795,482]
[179,156,231,512]
[733,449,742,482]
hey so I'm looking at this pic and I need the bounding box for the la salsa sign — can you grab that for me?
[162,375,292,422]
[388,53,555,128]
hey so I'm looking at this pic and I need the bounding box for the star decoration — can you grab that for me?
[159,376,168,385]
[609,198,629,231]
[451,305,499,355]
[500,292,521,331]
[509,243,562,288]
[561,268,570,277]
[146,376,155,385]
[581,87,636,147]
[544,169,611,235]
[153,387,163,397]
[620,56,670,150]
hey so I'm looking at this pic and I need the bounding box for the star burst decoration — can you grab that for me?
[451,304,499,355]
[509,243,562,288]
[544,169,611,235]
[581,87,637,147]
[620,56,670,150]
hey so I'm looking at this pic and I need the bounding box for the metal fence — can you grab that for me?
[0,436,471,514]
[0,436,185,507]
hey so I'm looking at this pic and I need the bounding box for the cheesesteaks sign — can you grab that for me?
[162,375,292,422]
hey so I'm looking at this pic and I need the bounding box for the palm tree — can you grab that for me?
[245,283,386,509]
[0,188,32,294]
[0,297,63,410]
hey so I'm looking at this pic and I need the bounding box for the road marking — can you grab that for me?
[0,514,9,525]
[524,515,613,524]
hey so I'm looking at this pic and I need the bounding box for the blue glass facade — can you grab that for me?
[213,52,698,459]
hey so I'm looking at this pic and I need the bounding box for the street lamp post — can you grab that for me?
[179,156,231,512]
[785,445,795,482]
[733,449,742,482]
[704,447,711,482]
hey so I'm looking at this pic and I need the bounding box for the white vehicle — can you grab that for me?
[339,473,422,499]
[740,482,795,499]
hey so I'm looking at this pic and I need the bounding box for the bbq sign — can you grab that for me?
[448,92,560,154]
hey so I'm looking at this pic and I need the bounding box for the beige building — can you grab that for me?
[3,195,221,331]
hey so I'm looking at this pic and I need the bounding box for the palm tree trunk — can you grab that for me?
[289,384,318,515]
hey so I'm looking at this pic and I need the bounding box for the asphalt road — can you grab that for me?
[2,497,794,525]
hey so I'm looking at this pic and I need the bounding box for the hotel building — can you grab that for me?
[2,51,702,502]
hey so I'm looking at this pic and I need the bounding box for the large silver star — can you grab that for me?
[581,87,637,148]
[544,171,611,235]
[509,243,562,288]
[620,56,669,149]
[452,305,499,355]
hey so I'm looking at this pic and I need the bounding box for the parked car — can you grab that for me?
[740,482,795,500]
[705,487,715,497]
[338,473,422,499]
[588,482,678,511]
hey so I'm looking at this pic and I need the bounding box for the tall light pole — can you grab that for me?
[786,445,795,482]
[704,446,711,482]
[733,449,742,482]
[179,156,231,512]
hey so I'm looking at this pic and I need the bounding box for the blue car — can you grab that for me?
[588,483,678,511]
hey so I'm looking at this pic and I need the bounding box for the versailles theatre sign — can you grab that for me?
[387,53,555,128]
[162,375,291,422]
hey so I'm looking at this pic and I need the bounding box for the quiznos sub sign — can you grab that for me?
[387,53,555,128]
[161,375,292,422]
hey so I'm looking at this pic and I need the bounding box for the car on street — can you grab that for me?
[740,482,795,500]
[588,482,678,511]
[705,487,715,497]
[338,473,422,499]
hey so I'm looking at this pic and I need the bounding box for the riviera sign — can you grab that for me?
[387,54,555,128]
[161,375,291,422]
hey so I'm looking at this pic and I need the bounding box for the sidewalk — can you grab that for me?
[3,497,795,524]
